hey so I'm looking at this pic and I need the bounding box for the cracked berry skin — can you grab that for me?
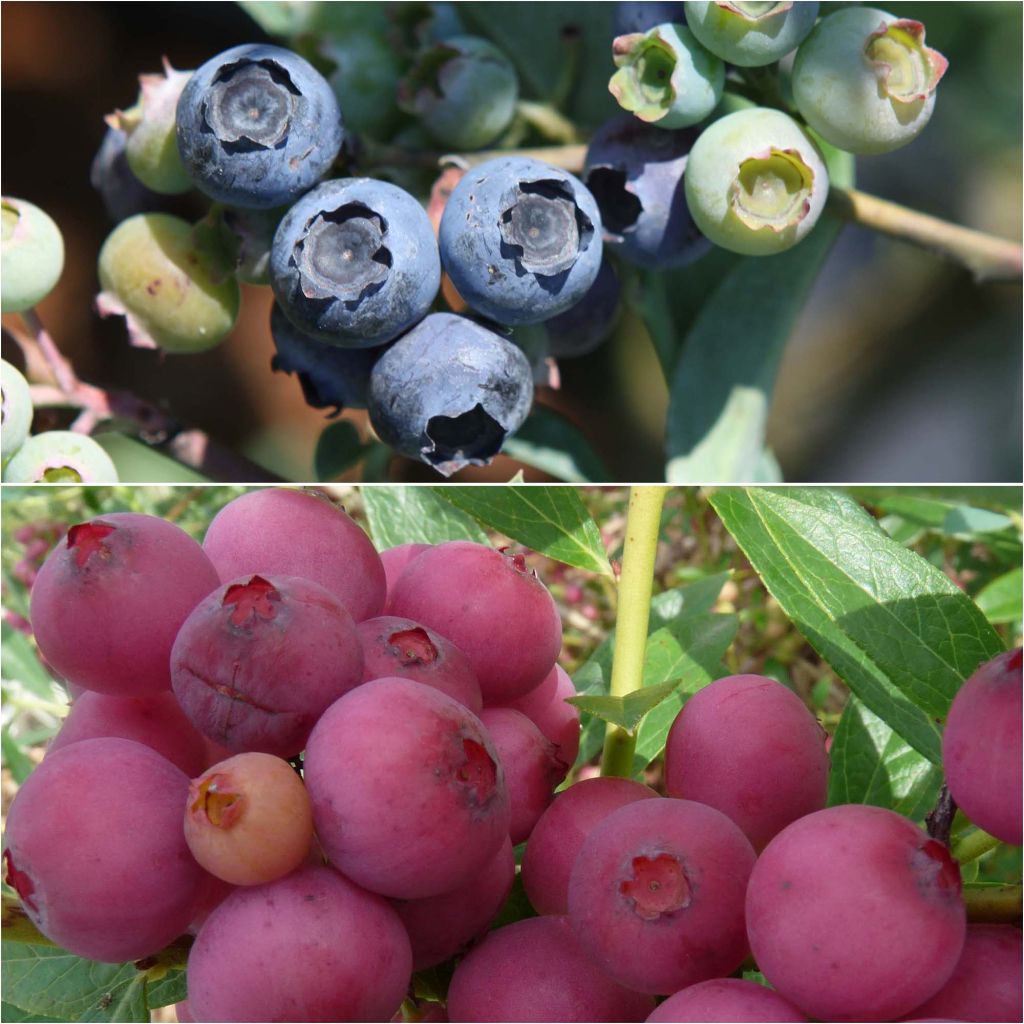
[304,677,511,899]
[270,302,384,413]
[270,177,441,348]
[746,804,966,1022]
[2,738,206,962]
[585,116,708,270]
[30,512,220,697]
[367,312,533,476]
[438,156,604,326]
[176,44,343,209]
[568,797,755,995]
[170,573,364,758]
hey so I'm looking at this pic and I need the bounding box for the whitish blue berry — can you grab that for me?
[1,359,33,463]
[792,7,948,155]
[684,2,819,67]
[1,197,64,314]
[684,107,829,255]
[609,23,724,129]
[2,431,118,483]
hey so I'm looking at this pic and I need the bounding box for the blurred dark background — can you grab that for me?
[1,1,1021,482]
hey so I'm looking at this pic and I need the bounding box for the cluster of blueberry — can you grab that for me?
[4,486,1021,1022]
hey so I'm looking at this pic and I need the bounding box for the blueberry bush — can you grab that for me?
[1,3,1021,483]
[1,483,1021,1021]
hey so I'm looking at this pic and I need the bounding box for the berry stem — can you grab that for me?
[827,186,1024,284]
[600,485,670,778]
[963,883,1023,924]
[514,101,580,145]
[951,827,1002,866]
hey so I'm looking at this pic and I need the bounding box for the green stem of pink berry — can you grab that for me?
[963,883,1023,924]
[951,827,1002,866]
[600,485,670,778]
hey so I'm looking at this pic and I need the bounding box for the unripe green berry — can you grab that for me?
[792,7,947,155]
[96,213,240,353]
[322,31,404,140]
[110,62,194,194]
[1,197,65,314]
[609,23,724,129]
[684,1,819,67]
[2,430,118,483]
[1,359,33,463]
[684,107,829,255]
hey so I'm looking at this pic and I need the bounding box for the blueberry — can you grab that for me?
[2,430,118,483]
[438,157,603,327]
[613,2,688,36]
[367,312,533,475]
[610,23,724,129]
[584,115,708,269]
[176,44,344,209]
[320,31,404,141]
[1,197,65,314]
[1,358,33,463]
[684,2,819,67]
[543,256,622,359]
[90,127,168,223]
[269,302,383,413]
[397,36,518,150]
[270,178,441,348]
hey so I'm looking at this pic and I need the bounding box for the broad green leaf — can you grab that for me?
[2,727,36,784]
[568,679,680,732]
[144,968,188,1009]
[2,1002,71,1022]
[314,421,366,480]
[849,487,1023,517]
[94,434,209,483]
[436,487,612,576]
[1,623,55,699]
[500,405,610,483]
[828,695,943,821]
[869,494,1015,538]
[974,567,1023,625]
[361,487,487,549]
[666,219,841,482]
[0,943,148,1023]
[711,488,1005,763]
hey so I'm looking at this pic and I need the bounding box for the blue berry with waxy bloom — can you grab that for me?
[438,156,603,327]
[610,23,724,129]
[613,2,687,36]
[367,312,534,476]
[270,302,383,413]
[584,114,708,269]
[792,7,947,155]
[90,127,169,224]
[397,35,518,151]
[1,359,33,463]
[543,256,622,359]
[684,1,819,67]
[270,178,441,349]
[1,197,65,314]
[2,431,118,483]
[684,106,829,256]
[176,44,344,209]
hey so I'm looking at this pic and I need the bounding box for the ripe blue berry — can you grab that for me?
[1,359,33,463]
[2,431,118,483]
[792,7,947,155]
[176,44,344,209]
[584,115,708,269]
[610,23,724,129]
[438,157,603,326]
[90,127,167,223]
[270,302,383,413]
[397,36,519,150]
[367,312,534,475]
[684,107,829,255]
[543,256,621,359]
[613,2,687,36]
[270,178,440,348]
[1,197,65,314]
[684,1,820,67]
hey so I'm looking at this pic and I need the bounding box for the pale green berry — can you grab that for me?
[792,7,948,155]
[684,1,819,67]
[1,359,33,463]
[684,107,829,255]
[2,430,118,483]
[322,31,404,140]
[96,213,240,353]
[1,197,65,313]
[610,23,724,129]
[110,61,193,194]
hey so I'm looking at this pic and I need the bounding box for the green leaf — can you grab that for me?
[314,421,366,480]
[2,727,36,784]
[1,623,56,699]
[974,567,1023,625]
[0,943,148,1023]
[568,679,681,732]
[500,405,610,483]
[828,695,943,821]
[2,1001,72,1022]
[710,488,1005,763]
[93,434,209,484]
[145,968,188,1009]
[436,487,612,576]
[360,487,487,549]
[665,219,841,482]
